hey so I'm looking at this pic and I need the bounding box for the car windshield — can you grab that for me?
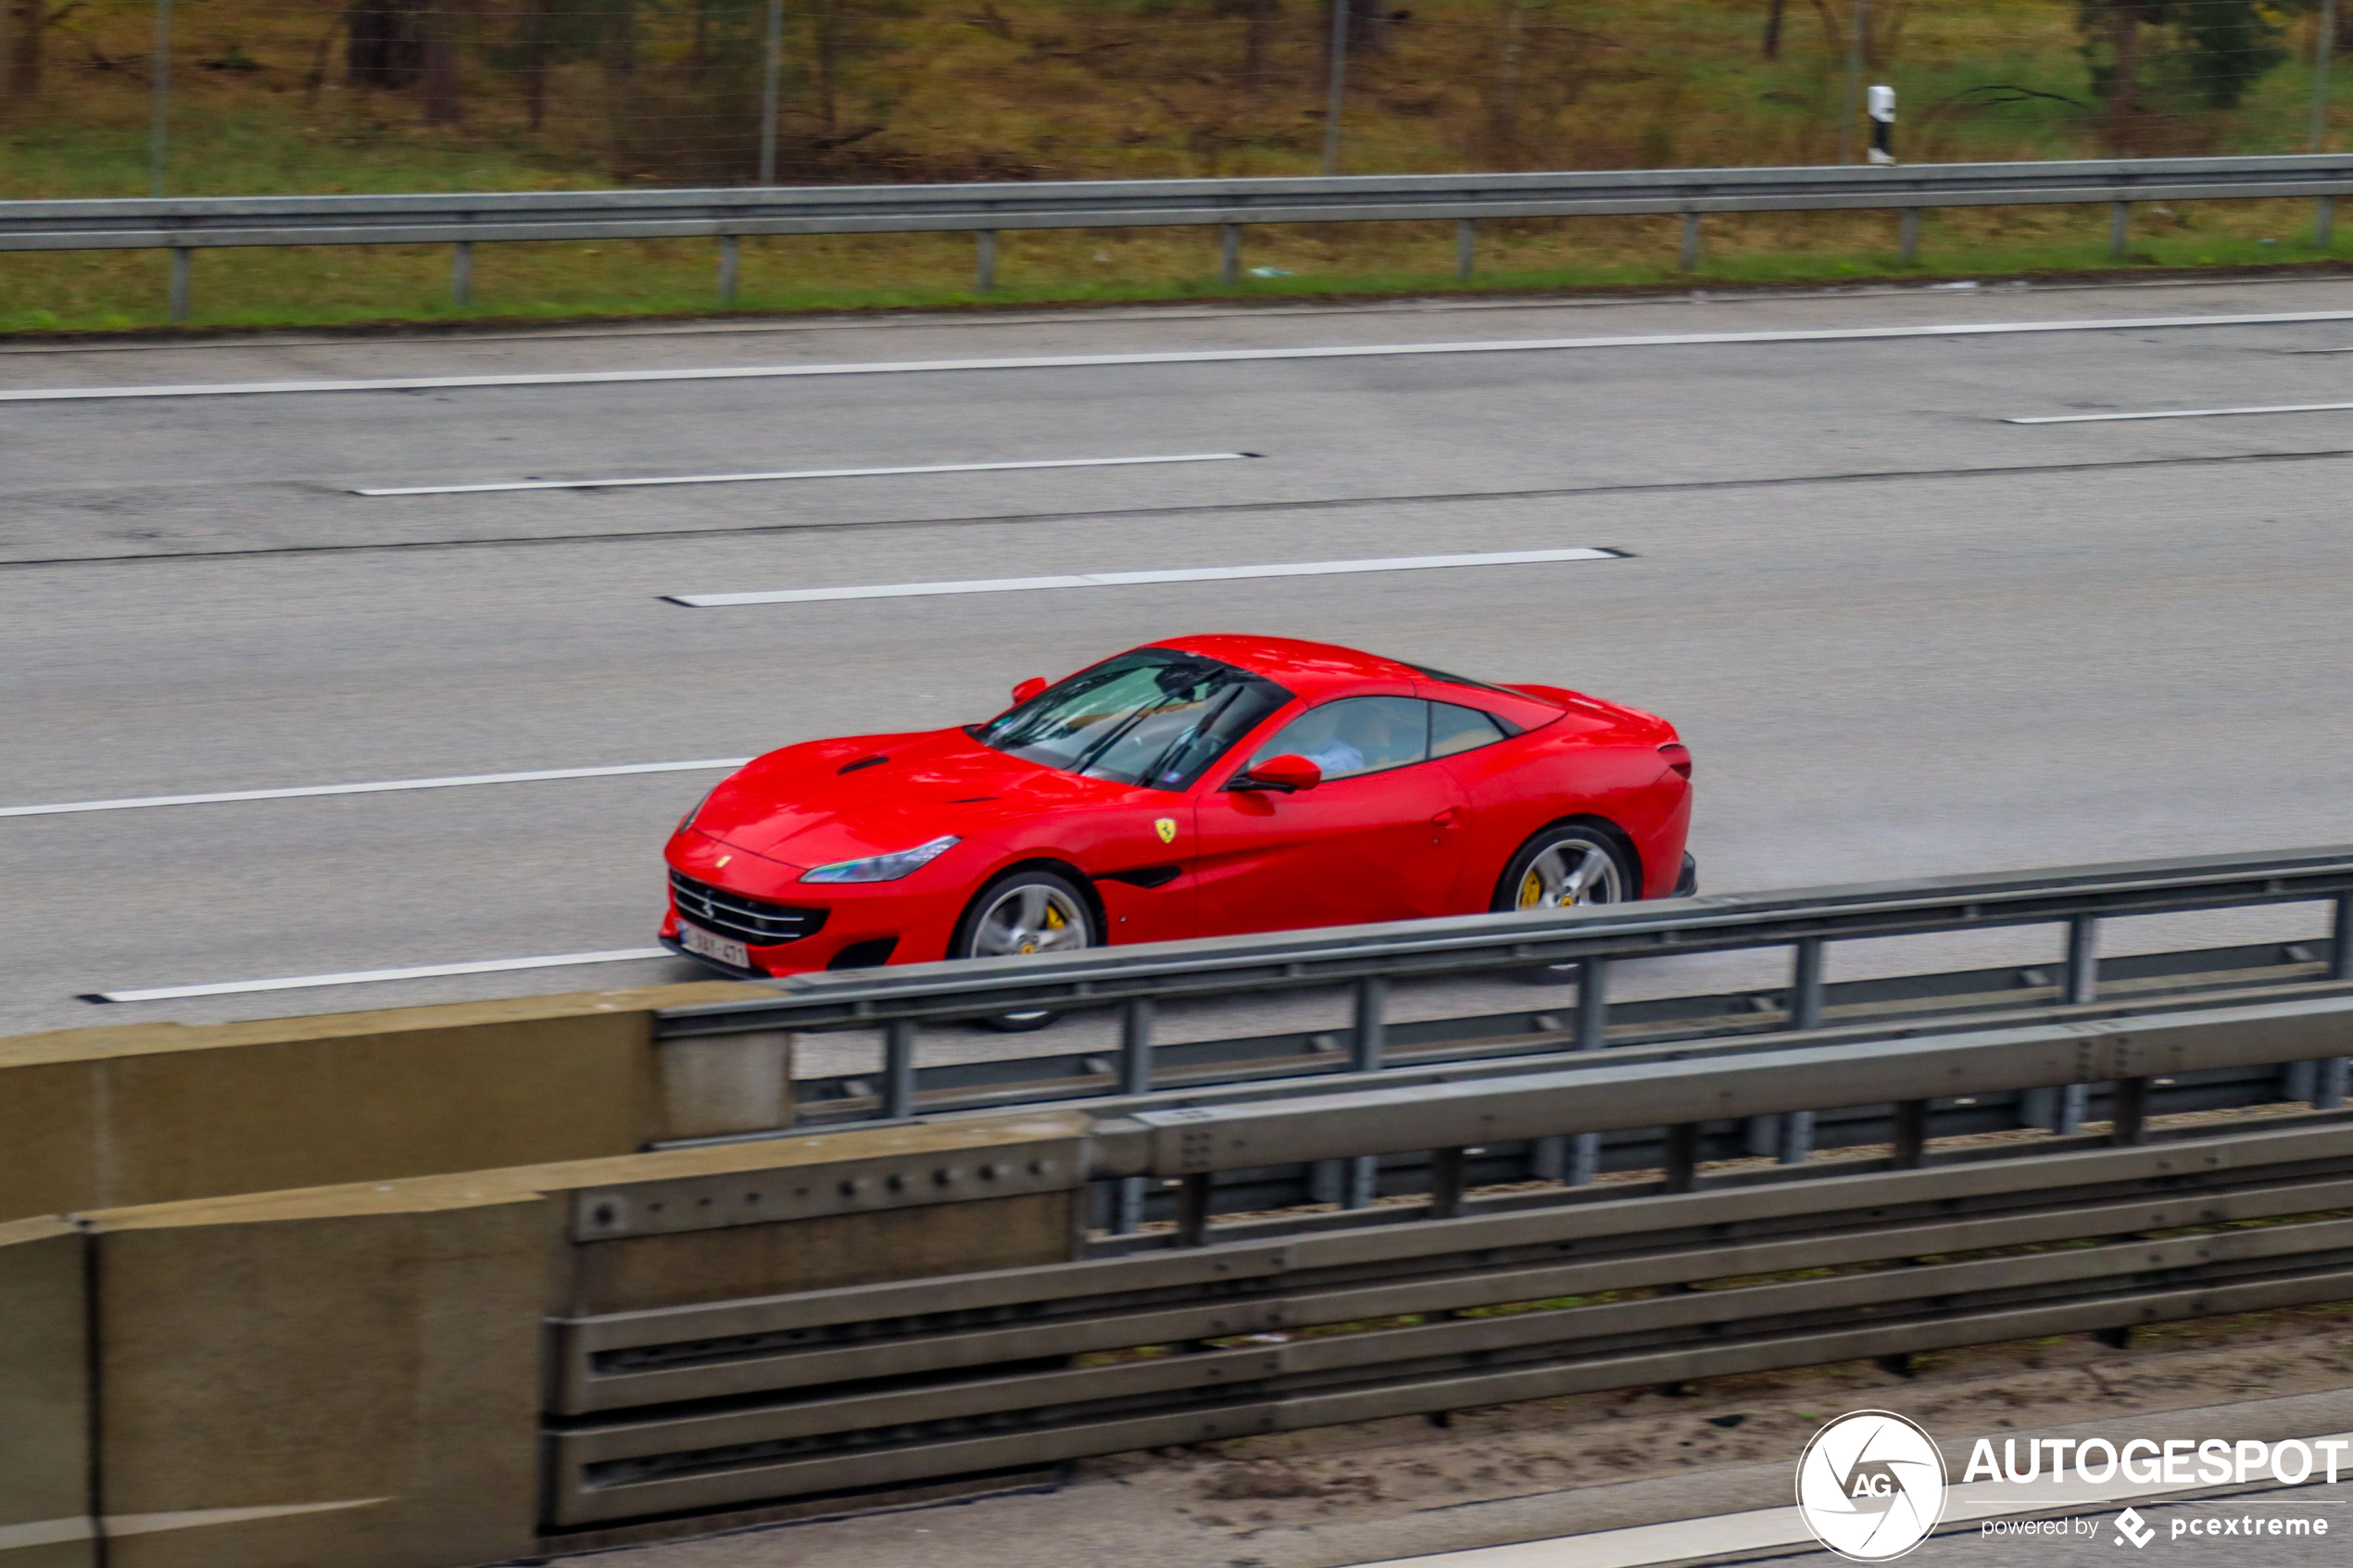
[972,648,1291,791]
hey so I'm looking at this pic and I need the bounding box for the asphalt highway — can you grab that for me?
[9,275,2353,1047]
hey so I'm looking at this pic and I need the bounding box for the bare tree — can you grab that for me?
[5,0,46,96]
[421,0,464,124]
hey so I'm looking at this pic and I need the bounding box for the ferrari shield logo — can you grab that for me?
[1154,818,1178,845]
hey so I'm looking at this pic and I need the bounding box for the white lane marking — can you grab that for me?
[353,450,1256,496]
[13,309,2353,402]
[0,758,750,820]
[86,947,677,1003]
[2008,400,2353,424]
[667,546,1627,608]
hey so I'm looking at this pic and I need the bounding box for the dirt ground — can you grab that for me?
[555,1300,2353,1568]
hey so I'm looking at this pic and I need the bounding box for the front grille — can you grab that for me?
[670,872,829,947]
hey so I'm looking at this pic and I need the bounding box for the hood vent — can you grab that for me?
[837,755,888,775]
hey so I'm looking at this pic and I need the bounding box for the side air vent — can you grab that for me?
[837,755,888,775]
[1100,865,1182,890]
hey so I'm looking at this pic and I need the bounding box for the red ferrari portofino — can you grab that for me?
[663,634,1692,983]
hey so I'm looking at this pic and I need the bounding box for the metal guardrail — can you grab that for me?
[543,997,2353,1527]
[17,153,2353,319]
[664,845,2353,1141]
[775,936,2352,1132]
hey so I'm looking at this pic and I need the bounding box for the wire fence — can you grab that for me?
[3,2,2351,200]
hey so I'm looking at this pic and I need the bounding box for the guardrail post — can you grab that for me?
[1789,937,1826,1031]
[1892,1098,1929,1167]
[1663,1123,1700,1192]
[2319,196,2337,251]
[1898,207,1921,263]
[1220,223,1240,283]
[1176,1172,1213,1246]
[1576,958,1609,1051]
[975,230,998,294]
[2064,915,2100,1005]
[2331,892,2353,982]
[1530,1135,1567,1179]
[2109,201,2132,257]
[718,235,740,302]
[1456,218,1476,281]
[2111,1076,2150,1145]
[1118,997,1154,1094]
[1428,1147,1466,1218]
[1679,212,1702,271]
[2322,1056,2350,1110]
[168,248,191,323]
[1110,997,1155,1231]
[882,1017,916,1120]
[1353,975,1387,1072]
[451,241,472,307]
[1779,1110,1815,1164]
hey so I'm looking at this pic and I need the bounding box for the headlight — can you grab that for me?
[799,834,961,884]
[676,786,718,834]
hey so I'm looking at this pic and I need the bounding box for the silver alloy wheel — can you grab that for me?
[967,882,1092,959]
[1514,836,1627,911]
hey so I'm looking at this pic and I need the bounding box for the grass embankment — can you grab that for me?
[8,201,2343,336]
[5,0,2350,332]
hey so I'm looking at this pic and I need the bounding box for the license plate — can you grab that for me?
[677,922,750,970]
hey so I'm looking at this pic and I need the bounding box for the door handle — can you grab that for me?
[1429,807,1466,829]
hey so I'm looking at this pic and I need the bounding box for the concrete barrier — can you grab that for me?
[42,1111,1088,1568]
[0,1217,92,1568]
[0,982,767,1223]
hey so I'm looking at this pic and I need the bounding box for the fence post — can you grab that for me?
[1899,207,1921,262]
[2320,196,2337,251]
[149,0,172,195]
[1219,222,1240,283]
[1321,0,1350,176]
[451,241,472,306]
[2109,201,2132,257]
[1456,217,1476,280]
[975,229,997,293]
[1679,212,1702,270]
[758,0,785,185]
[167,246,190,322]
[717,234,739,302]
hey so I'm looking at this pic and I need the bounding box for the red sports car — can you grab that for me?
[662,634,1693,983]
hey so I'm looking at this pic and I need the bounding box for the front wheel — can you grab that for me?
[952,868,1096,1032]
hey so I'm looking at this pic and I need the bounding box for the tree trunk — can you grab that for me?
[347,1,424,89]
[814,0,840,134]
[2104,0,2142,154]
[520,0,549,130]
[1483,0,1528,169]
[6,0,44,97]
[1239,0,1276,85]
[1763,0,1786,61]
[422,0,463,125]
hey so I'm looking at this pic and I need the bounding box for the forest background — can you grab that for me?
[6,1,2351,329]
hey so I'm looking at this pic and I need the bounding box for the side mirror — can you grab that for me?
[1010,676,1048,705]
[1239,754,1322,793]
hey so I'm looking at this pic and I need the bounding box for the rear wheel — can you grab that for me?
[1492,822,1636,984]
[952,868,1096,1031]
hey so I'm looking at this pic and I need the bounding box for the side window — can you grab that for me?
[1430,701,1509,759]
[1247,696,1428,781]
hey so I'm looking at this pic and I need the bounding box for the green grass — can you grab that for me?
[6,208,2343,338]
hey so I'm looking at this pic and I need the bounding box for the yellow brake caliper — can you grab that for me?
[1520,872,1544,909]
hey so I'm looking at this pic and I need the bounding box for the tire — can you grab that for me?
[1491,822,1638,985]
[950,866,1097,1032]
